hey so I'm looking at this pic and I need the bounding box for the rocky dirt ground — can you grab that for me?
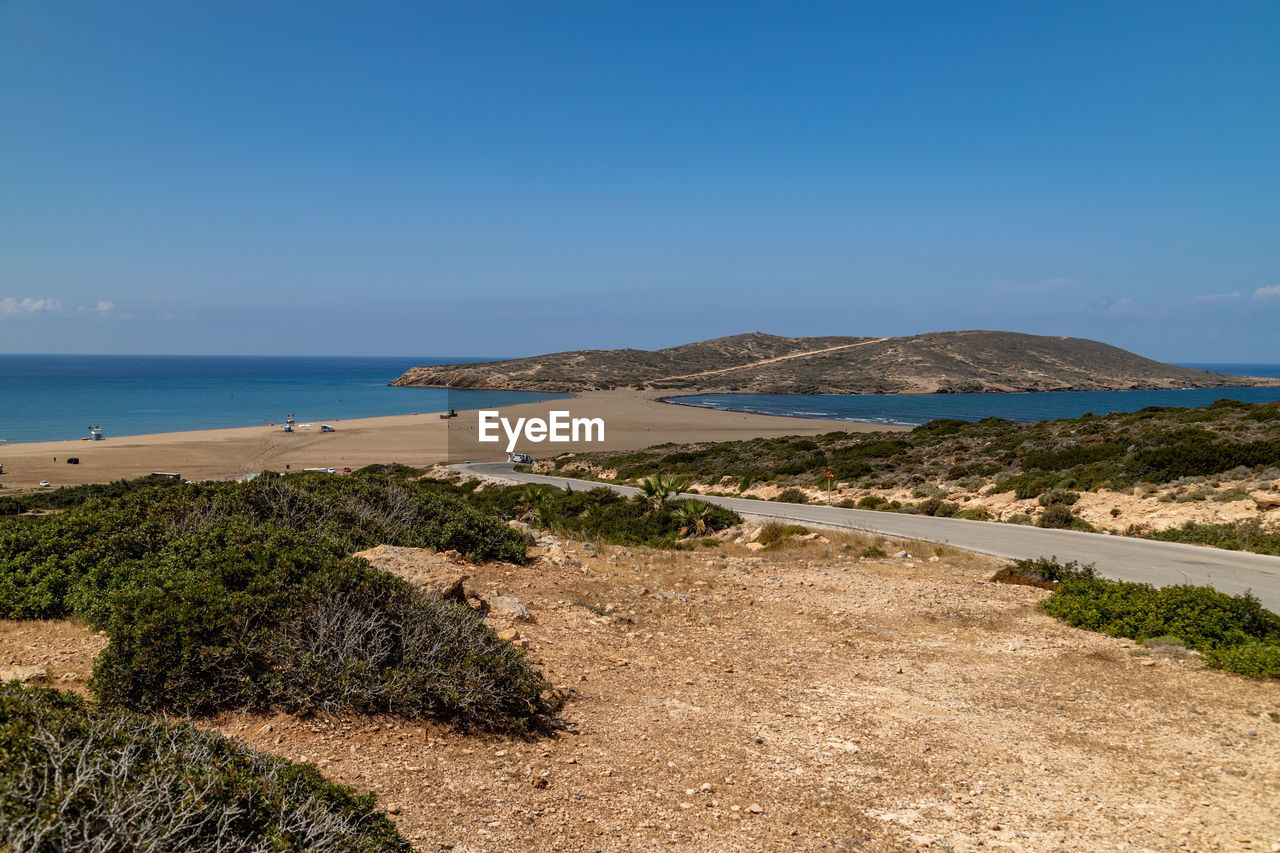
[539,462,1280,536]
[3,530,1279,852]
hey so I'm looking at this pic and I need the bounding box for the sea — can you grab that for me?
[668,364,1280,427]
[0,355,570,444]
[3,356,1280,445]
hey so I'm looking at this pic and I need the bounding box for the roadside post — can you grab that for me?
[825,467,834,505]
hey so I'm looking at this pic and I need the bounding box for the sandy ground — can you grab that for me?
[0,391,900,491]
[8,530,1278,852]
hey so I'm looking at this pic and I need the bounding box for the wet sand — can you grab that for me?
[0,391,903,490]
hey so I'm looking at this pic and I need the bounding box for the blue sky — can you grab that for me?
[1,1,1277,360]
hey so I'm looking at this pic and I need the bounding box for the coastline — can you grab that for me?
[658,382,1280,426]
[0,390,902,490]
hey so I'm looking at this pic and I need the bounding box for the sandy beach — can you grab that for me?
[0,391,901,490]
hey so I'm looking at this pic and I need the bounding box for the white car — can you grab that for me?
[38,480,50,487]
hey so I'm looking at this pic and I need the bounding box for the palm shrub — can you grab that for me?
[637,473,689,512]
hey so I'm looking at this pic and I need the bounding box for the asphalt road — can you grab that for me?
[462,462,1280,611]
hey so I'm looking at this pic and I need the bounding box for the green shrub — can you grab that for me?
[917,498,959,517]
[1036,560,1280,679]
[953,507,993,521]
[0,683,410,851]
[1021,442,1126,471]
[856,495,889,510]
[0,475,564,730]
[1202,641,1280,678]
[1141,519,1280,557]
[860,545,888,558]
[991,556,1096,588]
[774,488,808,504]
[1038,489,1080,507]
[1037,504,1077,529]
[757,524,809,547]
[89,551,560,729]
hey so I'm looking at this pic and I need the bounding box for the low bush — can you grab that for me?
[1037,504,1077,529]
[1038,489,1080,507]
[757,523,810,547]
[1201,641,1280,678]
[0,683,410,852]
[0,474,561,730]
[1140,519,1280,557]
[917,498,959,518]
[774,488,808,504]
[1030,558,1280,678]
[990,556,1096,589]
[860,545,888,558]
[953,507,993,521]
[463,484,739,548]
[856,495,889,510]
[90,549,559,728]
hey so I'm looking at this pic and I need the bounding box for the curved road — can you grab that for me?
[462,462,1280,611]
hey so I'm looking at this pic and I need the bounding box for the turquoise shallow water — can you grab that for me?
[668,364,1280,427]
[0,355,570,444]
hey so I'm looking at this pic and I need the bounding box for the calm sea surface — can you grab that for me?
[4,357,1278,444]
[0,355,569,444]
[669,364,1280,427]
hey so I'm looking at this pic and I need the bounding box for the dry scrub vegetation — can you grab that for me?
[7,527,1279,852]
[542,399,1280,553]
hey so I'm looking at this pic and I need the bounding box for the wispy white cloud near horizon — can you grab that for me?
[1196,291,1241,302]
[1253,285,1280,299]
[0,297,61,318]
[1090,296,1133,313]
[76,300,116,315]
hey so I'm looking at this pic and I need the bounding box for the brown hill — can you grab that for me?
[391,330,1277,394]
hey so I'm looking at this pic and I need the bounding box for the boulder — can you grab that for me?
[1251,491,1280,511]
[1,665,47,684]
[506,520,537,547]
[353,545,470,602]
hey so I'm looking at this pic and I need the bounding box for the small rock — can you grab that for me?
[486,595,532,621]
[745,542,766,552]
[0,665,47,684]
[892,550,908,558]
[747,803,763,814]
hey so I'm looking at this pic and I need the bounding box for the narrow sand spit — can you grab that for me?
[0,391,899,490]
